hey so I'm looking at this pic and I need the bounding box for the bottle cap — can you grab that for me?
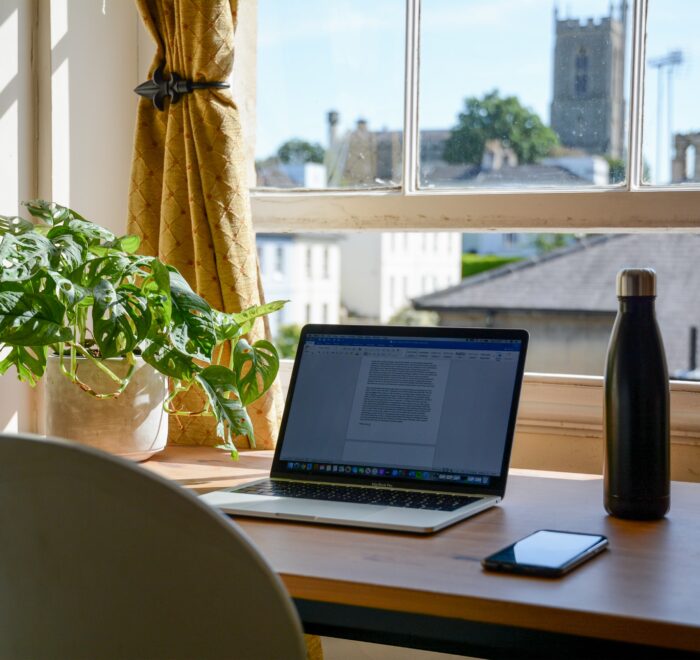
[616,268,656,297]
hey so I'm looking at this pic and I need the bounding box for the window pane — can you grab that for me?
[255,0,405,190]
[419,1,630,190]
[643,0,700,186]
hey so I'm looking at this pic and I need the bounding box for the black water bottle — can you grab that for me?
[604,268,669,520]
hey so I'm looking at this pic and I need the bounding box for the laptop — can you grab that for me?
[201,324,528,533]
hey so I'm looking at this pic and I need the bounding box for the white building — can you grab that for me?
[340,232,462,323]
[257,234,341,338]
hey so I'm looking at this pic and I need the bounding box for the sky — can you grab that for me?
[256,0,699,183]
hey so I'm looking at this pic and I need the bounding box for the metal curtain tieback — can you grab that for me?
[134,62,230,110]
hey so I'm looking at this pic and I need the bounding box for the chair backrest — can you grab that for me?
[0,433,306,660]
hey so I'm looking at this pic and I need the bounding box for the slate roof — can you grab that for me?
[414,233,700,373]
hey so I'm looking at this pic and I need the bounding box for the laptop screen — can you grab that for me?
[271,326,528,494]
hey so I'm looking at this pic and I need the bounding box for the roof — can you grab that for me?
[415,233,700,371]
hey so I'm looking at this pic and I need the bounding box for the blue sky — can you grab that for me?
[256,1,699,182]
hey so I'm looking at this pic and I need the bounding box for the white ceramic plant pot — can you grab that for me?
[45,355,168,462]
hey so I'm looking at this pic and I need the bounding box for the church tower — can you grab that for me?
[550,2,627,159]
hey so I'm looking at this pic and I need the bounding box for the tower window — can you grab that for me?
[575,48,589,96]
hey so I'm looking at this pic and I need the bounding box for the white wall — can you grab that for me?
[1,1,141,433]
[258,235,341,337]
[44,0,140,233]
[342,233,461,322]
[0,1,36,432]
[340,233,382,318]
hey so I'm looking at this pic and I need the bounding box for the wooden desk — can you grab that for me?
[146,446,700,659]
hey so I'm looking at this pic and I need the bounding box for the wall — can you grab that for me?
[0,0,36,432]
[1,0,142,434]
[438,309,615,376]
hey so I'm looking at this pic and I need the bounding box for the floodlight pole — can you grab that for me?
[648,50,683,183]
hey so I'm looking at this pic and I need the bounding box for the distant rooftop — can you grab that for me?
[415,233,700,372]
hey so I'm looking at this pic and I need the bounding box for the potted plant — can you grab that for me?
[0,200,283,460]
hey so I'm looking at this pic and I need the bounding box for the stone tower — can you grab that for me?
[550,2,627,159]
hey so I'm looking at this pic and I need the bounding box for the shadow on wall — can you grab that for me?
[0,372,32,433]
[0,2,36,433]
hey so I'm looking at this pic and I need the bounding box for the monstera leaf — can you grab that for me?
[234,338,279,406]
[142,338,198,381]
[0,215,34,236]
[168,270,217,360]
[0,232,55,282]
[92,281,151,358]
[232,300,288,335]
[0,345,48,386]
[0,287,70,345]
[197,365,255,453]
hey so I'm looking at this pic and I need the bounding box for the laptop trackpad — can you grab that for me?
[229,498,386,521]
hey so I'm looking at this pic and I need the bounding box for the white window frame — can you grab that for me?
[250,0,700,231]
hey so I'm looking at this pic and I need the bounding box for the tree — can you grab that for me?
[443,90,558,166]
[277,139,325,165]
[275,324,302,359]
[533,233,576,254]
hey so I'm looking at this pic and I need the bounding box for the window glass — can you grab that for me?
[643,0,700,186]
[419,1,630,189]
[255,0,405,189]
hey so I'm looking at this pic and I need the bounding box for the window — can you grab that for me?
[305,246,313,277]
[275,245,284,274]
[322,247,330,278]
[252,0,699,231]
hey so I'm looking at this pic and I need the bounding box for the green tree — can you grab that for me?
[444,90,558,166]
[606,157,626,184]
[275,324,302,359]
[277,139,325,165]
[533,234,576,254]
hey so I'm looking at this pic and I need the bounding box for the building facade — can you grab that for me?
[341,232,462,323]
[257,234,341,338]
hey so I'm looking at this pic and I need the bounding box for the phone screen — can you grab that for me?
[483,530,608,576]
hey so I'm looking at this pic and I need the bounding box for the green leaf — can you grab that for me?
[232,300,288,335]
[142,338,199,380]
[234,338,279,406]
[169,270,217,360]
[23,199,72,226]
[0,344,48,386]
[0,215,34,236]
[64,217,115,245]
[70,253,133,288]
[92,281,151,357]
[0,287,71,345]
[108,234,141,254]
[0,232,55,282]
[44,271,90,308]
[196,365,254,446]
[47,226,88,273]
[212,310,243,343]
[141,258,172,335]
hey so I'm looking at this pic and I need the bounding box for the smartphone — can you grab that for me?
[482,529,608,577]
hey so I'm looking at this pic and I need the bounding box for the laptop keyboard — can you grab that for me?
[236,480,480,512]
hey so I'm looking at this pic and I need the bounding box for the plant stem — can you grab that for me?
[68,346,136,399]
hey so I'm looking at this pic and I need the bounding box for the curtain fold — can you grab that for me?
[127,0,282,449]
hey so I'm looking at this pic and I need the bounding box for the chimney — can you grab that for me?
[327,110,339,147]
[690,326,698,371]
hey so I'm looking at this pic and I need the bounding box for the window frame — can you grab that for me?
[250,0,700,232]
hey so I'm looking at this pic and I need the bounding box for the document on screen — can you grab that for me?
[345,357,449,449]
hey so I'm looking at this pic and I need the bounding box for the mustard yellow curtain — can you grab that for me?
[127,0,282,449]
